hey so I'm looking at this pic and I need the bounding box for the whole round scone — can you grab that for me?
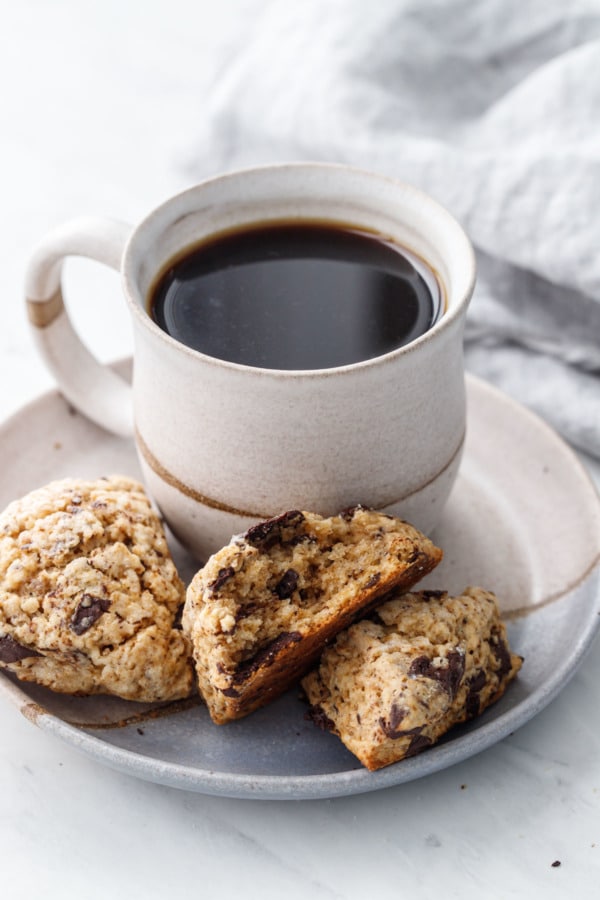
[0,476,193,702]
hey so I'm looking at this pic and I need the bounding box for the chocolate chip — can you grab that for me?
[407,547,423,564]
[273,568,299,599]
[70,594,111,635]
[287,533,315,547]
[234,602,259,623]
[173,603,184,630]
[378,702,409,738]
[0,634,43,664]
[466,668,487,718]
[469,667,488,691]
[409,656,433,678]
[490,629,513,680]
[378,718,425,743]
[408,649,465,698]
[339,505,364,521]
[389,702,407,730]
[363,573,381,589]
[245,510,305,549]
[379,719,433,756]
[305,705,336,732]
[233,631,302,682]
[443,649,466,697]
[209,566,235,592]
[465,669,487,719]
[220,686,241,698]
[405,732,433,757]
[420,590,448,601]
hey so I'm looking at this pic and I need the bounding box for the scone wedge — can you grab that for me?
[182,506,442,723]
[0,476,194,702]
[302,587,522,770]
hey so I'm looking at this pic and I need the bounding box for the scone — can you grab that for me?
[302,587,522,770]
[182,506,442,723]
[0,476,194,702]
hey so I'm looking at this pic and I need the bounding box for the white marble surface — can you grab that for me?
[1,3,599,897]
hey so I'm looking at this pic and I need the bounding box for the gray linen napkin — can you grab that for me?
[183,0,600,457]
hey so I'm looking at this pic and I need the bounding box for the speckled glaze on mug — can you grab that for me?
[25,164,475,560]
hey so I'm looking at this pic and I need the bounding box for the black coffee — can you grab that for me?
[149,222,441,370]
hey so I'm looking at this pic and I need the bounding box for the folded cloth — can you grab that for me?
[183,0,600,457]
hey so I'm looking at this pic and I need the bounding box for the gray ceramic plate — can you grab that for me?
[1,371,599,800]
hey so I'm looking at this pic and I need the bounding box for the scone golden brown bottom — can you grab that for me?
[302,587,522,771]
[0,476,194,702]
[182,507,442,724]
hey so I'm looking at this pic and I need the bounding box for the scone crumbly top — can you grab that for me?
[0,476,192,701]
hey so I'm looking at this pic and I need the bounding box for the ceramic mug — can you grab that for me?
[25,163,475,560]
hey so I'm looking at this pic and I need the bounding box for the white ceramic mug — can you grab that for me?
[25,163,475,560]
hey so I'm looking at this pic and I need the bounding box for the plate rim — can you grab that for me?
[4,583,599,801]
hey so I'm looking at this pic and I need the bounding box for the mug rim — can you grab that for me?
[122,161,476,378]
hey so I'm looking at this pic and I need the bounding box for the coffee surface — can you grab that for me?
[149,223,440,370]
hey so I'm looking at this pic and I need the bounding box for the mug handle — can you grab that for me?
[24,217,135,437]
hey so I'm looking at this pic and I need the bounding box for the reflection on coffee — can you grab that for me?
[149,222,442,370]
